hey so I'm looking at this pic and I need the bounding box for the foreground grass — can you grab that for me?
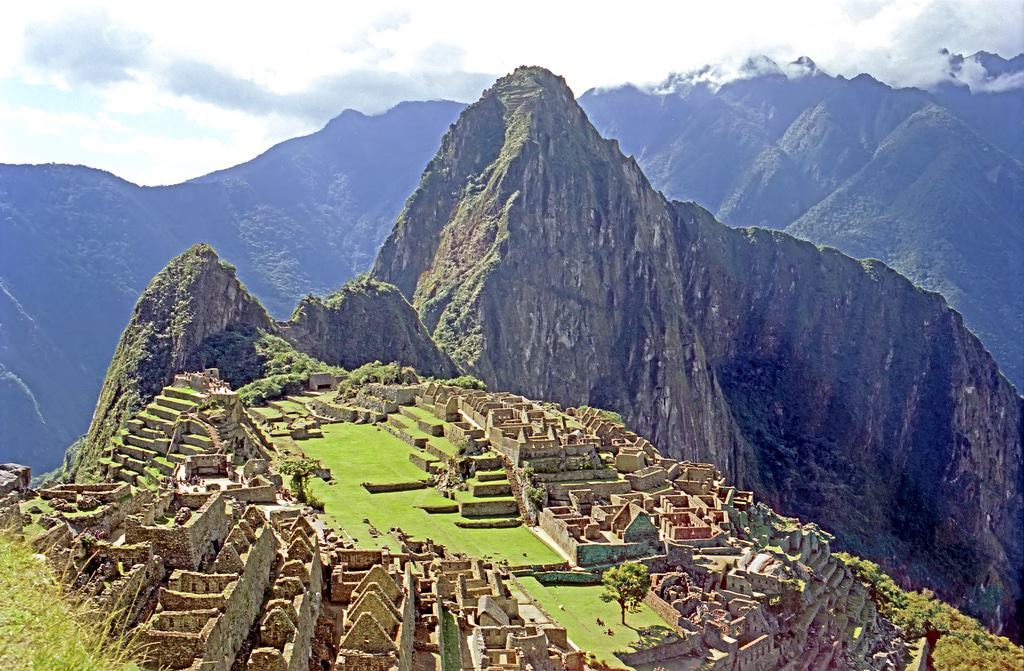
[517,577,672,669]
[300,422,561,565]
[0,533,138,671]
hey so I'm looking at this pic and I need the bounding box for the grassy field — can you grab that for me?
[0,533,140,670]
[300,423,561,565]
[516,577,674,669]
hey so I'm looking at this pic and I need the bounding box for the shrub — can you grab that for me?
[346,361,404,386]
[438,375,486,390]
[525,485,546,509]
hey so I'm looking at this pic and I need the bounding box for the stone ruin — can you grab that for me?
[0,373,923,671]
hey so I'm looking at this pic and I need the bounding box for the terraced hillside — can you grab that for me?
[102,385,215,488]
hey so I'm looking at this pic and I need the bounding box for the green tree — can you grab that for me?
[600,562,651,624]
[277,456,322,503]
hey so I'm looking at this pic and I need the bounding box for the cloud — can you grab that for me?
[947,52,1024,92]
[159,58,494,120]
[3,0,1022,185]
[22,10,149,86]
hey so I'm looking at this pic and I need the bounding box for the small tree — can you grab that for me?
[278,456,322,503]
[600,562,651,625]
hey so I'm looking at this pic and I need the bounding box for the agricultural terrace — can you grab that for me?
[298,422,561,565]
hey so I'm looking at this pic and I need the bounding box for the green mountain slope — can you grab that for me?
[788,105,1024,385]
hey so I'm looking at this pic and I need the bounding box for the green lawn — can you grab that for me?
[273,399,310,414]
[299,423,560,565]
[516,577,674,669]
[249,406,283,421]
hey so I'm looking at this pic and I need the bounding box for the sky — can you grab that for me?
[0,0,1021,185]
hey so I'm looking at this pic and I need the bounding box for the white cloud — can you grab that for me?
[0,0,1021,184]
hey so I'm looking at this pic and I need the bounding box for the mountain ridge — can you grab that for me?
[578,53,1024,389]
[75,243,458,478]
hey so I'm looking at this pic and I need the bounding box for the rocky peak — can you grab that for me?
[371,67,1023,636]
[278,277,459,376]
[77,244,272,477]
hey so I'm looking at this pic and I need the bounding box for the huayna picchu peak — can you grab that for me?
[2,45,1022,671]
[372,66,1023,639]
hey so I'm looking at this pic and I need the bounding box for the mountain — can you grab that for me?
[578,54,1024,389]
[75,244,456,477]
[0,100,464,471]
[373,67,1024,637]
[79,243,274,476]
[279,278,459,374]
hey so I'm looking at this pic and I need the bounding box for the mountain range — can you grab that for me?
[578,52,1024,389]
[70,66,1022,639]
[1,49,1020,480]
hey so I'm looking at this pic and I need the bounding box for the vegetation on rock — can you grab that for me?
[838,552,1024,669]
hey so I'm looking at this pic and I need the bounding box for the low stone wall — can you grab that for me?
[416,418,443,436]
[615,635,697,667]
[546,479,631,501]
[455,518,522,529]
[41,482,130,503]
[408,453,437,472]
[307,400,359,422]
[418,503,460,514]
[458,499,518,517]
[382,421,427,449]
[532,571,602,586]
[575,541,652,567]
[222,485,277,504]
[471,482,512,497]
[643,590,684,630]
[532,469,615,483]
[362,481,428,493]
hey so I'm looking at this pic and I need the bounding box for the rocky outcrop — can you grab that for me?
[78,244,272,478]
[279,278,459,376]
[76,248,459,480]
[372,67,1024,637]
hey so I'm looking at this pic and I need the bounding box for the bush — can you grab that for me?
[525,485,546,509]
[346,361,404,386]
[437,375,486,390]
[237,373,306,406]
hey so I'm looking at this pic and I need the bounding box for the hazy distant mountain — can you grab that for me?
[0,100,463,471]
[578,52,1024,389]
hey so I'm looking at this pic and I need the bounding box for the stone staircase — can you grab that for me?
[498,453,535,525]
